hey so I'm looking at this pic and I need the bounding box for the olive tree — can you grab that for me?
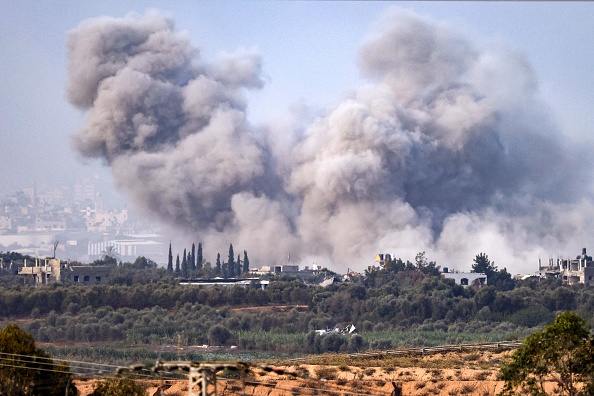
[89,377,145,396]
[499,311,594,396]
[0,323,77,396]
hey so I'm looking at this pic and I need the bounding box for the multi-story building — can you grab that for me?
[87,237,164,263]
[18,258,111,286]
[539,248,594,285]
[373,253,393,267]
[0,216,11,232]
[74,178,95,205]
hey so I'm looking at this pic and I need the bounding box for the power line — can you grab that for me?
[146,360,389,396]
[0,351,179,381]
[0,351,409,395]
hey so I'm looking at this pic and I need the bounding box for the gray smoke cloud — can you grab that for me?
[68,8,594,272]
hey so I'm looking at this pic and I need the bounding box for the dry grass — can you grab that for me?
[77,349,528,396]
[313,366,338,380]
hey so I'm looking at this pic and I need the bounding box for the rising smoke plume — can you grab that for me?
[67,8,593,273]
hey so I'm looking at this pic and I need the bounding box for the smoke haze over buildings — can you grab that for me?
[67,8,593,272]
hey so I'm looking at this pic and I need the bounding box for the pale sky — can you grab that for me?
[1,1,592,194]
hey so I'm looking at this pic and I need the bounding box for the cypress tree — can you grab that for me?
[175,254,181,277]
[197,243,203,271]
[190,243,196,271]
[228,244,235,278]
[237,254,242,276]
[215,253,221,276]
[181,249,188,278]
[187,250,192,277]
[167,243,173,273]
[243,250,250,273]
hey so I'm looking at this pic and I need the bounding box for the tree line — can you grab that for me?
[3,250,594,355]
[4,310,594,396]
[165,242,250,278]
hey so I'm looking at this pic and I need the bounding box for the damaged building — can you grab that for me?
[18,258,111,286]
[539,248,594,285]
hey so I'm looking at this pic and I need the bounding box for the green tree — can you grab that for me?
[167,243,173,273]
[472,252,497,275]
[415,252,440,276]
[472,252,515,291]
[208,324,232,346]
[174,254,180,277]
[0,323,77,396]
[243,250,250,273]
[499,311,594,396]
[197,243,203,271]
[132,256,156,270]
[215,253,221,276]
[181,248,188,278]
[228,244,235,278]
[190,243,196,272]
[89,377,145,396]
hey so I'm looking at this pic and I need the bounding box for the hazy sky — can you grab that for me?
[2,1,594,271]
[1,1,592,192]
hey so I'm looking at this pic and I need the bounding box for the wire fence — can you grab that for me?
[287,340,523,362]
[0,340,524,395]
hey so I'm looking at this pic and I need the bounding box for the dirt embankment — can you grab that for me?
[75,350,565,395]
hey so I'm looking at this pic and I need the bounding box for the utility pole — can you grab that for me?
[152,361,249,396]
[53,241,59,259]
[148,360,306,396]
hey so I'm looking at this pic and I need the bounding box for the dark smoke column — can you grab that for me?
[67,9,588,272]
[66,11,266,228]
[66,11,298,261]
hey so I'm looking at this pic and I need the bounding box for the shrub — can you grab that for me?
[89,377,145,396]
[474,370,491,381]
[207,324,232,346]
[314,366,338,380]
[459,384,476,394]
[0,323,76,396]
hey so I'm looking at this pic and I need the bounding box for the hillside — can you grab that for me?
[73,348,566,395]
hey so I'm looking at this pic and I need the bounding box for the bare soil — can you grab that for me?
[74,349,563,395]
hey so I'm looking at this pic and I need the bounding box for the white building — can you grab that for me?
[441,269,487,287]
[87,238,163,262]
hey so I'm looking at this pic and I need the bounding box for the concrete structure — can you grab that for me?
[248,264,329,280]
[87,238,163,262]
[18,258,111,285]
[0,216,12,232]
[441,268,487,287]
[320,277,340,287]
[539,248,594,285]
[0,181,166,265]
[250,265,299,275]
[374,253,393,267]
[180,278,269,289]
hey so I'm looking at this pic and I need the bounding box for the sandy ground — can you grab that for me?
[74,350,565,395]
